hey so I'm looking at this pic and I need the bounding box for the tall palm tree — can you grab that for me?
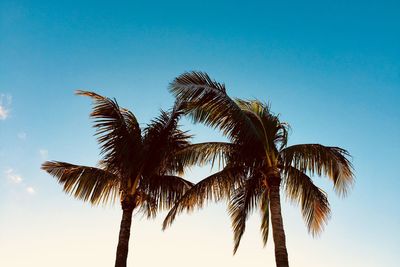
[42,91,194,267]
[162,72,354,267]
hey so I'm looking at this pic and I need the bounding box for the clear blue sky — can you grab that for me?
[1,1,399,266]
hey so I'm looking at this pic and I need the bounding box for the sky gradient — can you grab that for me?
[1,1,399,266]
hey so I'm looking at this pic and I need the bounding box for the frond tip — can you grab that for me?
[283,166,331,235]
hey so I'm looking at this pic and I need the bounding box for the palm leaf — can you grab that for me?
[169,72,263,145]
[142,175,194,211]
[280,144,354,196]
[41,161,119,205]
[75,90,142,174]
[235,99,289,163]
[162,166,245,230]
[135,191,158,218]
[142,102,192,175]
[228,176,262,254]
[259,189,270,247]
[282,166,331,235]
[172,142,235,169]
[144,102,185,140]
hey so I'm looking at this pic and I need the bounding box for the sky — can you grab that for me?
[0,0,399,266]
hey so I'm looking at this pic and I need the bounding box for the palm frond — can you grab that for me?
[172,142,235,169]
[142,102,192,175]
[259,189,270,247]
[162,166,245,230]
[169,72,263,145]
[41,161,119,205]
[236,99,289,151]
[228,176,263,254]
[282,166,331,235]
[144,101,185,139]
[280,144,354,196]
[142,175,194,211]
[75,90,142,173]
[135,191,158,218]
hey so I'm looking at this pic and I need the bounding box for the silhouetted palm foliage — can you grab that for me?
[42,91,194,267]
[163,72,354,267]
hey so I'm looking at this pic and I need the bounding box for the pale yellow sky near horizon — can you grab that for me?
[1,202,386,267]
[0,167,391,267]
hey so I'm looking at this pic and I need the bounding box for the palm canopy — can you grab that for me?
[42,91,193,216]
[163,71,354,253]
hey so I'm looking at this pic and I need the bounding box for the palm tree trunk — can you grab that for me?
[269,183,289,267]
[115,201,134,267]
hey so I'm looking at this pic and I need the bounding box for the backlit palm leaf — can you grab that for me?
[41,161,119,205]
[260,190,270,247]
[172,142,234,169]
[142,175,194,211]
[135,191,158,219]
[169,72,263,145]
[228,175,263,254]
[162,166,245,230]
[282,166,331,235]
[280,144,354,196]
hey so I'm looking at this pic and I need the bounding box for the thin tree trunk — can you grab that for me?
[115,204,134,267]
[269,184,289,267]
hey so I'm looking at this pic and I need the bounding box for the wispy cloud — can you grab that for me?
[39,149,48,160]
[4,168,36,195]
[18,132,27,140]
[26,187,35,194]
[0,94,12,120]
[5,168,23,184]
[0,106,8,120]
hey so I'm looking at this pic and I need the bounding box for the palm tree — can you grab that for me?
[162,72,354,267]
[42,91,194,267]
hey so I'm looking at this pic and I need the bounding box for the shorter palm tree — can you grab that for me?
[42,91,194,267]
[163,72,354,267]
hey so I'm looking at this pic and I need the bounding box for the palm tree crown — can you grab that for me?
[42,91,193,267]
[163,72,354,266]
